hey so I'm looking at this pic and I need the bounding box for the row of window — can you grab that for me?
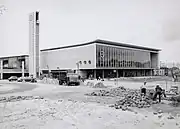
[96,45,151,68]
[0,59,27,69]
[78,60,91,65]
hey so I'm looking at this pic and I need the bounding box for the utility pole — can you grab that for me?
[0,60,3,80]
[22,61,25,78]
[76,62,80,75]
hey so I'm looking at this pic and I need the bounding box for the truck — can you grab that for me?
[58,71,80,86]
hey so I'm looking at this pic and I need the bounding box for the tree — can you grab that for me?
[0,5,7,15]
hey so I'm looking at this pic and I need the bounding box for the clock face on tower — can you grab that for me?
[29,14,34,21]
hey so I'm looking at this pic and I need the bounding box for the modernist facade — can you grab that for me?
[0,55,29,79]
[0,40,160,79]
[40,39,160,79]
[29,11,40,78]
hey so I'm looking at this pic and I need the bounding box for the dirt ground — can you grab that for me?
[0,78,180,129]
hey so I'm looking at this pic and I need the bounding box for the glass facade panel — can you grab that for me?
[96,44,151,68]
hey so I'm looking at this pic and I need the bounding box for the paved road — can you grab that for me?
[0,81,37,95]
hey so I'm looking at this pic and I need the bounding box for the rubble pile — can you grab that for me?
[114,95,157,109]
[86,86,159,109]
[86,82,94,87]
[92,82,106,88]
[86,81,107,88]
[0,96,44,103]
[168,95,180,107]
[169,95,180,102]
[86,86,128,97]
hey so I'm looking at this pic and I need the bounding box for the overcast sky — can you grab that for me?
[0,0,180,63]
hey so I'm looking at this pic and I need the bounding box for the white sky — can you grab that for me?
[0,0,180,62]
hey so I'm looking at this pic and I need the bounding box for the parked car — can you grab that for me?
[8,76,18,81]
[17,77,37,83]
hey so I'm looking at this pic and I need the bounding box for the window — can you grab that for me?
[84,61,87,64]
[88,60,91,64]
[3,60,8,68]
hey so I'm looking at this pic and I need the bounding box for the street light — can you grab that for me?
[57,67,60,79]
[76,61,80,75]
[46,65,50,77]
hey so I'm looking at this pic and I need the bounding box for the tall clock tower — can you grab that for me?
[29,11,40,78]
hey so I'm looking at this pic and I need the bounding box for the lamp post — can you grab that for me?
[47,65,50,77]
[0,60,3,80]
[57,67,60,79]
[113,70,118,86]
[76,62,80,75]
[22,61,25,78]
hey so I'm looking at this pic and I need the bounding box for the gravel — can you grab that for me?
[0,96,44,103]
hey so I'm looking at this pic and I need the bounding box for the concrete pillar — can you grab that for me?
[0,60,3,80]
[144,70,145,76]
[76,62,80,75]
[117,69,119,78]
[22,61,25,78]
[102,70,104,79]
[123,70,125,77]
[150,70,153,76]
[94,69,96,79]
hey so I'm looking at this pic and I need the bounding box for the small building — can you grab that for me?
[0,55,29,79]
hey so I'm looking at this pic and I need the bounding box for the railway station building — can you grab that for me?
[0,39,160,79]
[40,39,160,79]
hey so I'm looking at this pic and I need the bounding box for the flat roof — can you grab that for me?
[0,55,29,60]
[41,39,161,52]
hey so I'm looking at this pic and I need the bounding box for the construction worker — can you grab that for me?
[153,84,163,103]
[140,81,147,96]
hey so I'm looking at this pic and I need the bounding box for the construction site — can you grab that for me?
[1,1,180,128]
[0,74,180,129]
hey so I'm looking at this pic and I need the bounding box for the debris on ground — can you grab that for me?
[153,112,158,115]
[158,114,162,119]
[167,114,175,119]
[86,81,107,88]
[158,110,163,114]
[86,82,94,87]
[114,94,154,109]
[86,86,160,110]
[93,82,106,88]
[86,86,126,96]
[0,96,44,103]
